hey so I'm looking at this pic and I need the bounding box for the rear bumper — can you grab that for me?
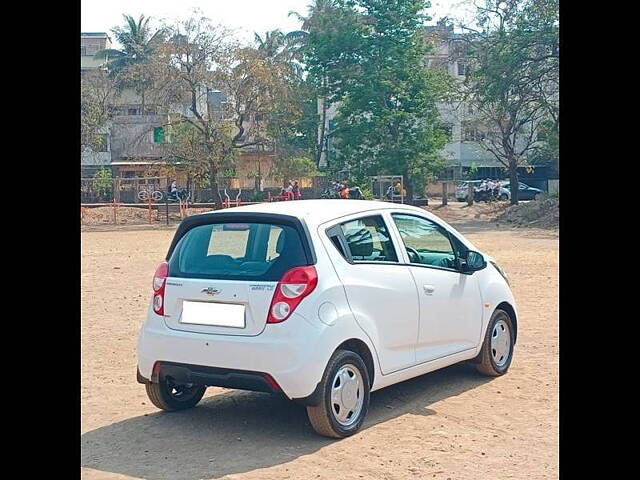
[137,310,330,400]
[136,362,282,394]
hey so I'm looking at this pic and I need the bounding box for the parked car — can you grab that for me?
[499,181,544,201]
[137,200,517,438]
[455,180,510,201]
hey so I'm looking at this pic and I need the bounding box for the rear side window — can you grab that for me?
[168,222,308,281]
[339,215,398,262]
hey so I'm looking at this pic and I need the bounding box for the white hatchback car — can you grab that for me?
[137,200,517,438]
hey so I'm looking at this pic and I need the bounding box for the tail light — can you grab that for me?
[267,266,318,324]
[152,261,169,315]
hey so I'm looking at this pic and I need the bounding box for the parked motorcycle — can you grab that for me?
[474,184,501,202]
[321,186,364,200]
[165,188,191,203]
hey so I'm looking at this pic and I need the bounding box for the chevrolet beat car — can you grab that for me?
[137,200,517,438]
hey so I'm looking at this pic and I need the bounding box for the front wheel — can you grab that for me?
[475,309,515,376]
[145,378,206,411]
[306,350,370,438]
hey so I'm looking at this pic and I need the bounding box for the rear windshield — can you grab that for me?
[168,222,308,281]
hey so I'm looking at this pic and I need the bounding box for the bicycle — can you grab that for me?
[137,187,164,202]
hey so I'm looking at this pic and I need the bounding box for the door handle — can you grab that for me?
[423,285,435,294]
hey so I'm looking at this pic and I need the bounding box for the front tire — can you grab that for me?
[475,309,515,376]
[145,379,206,411]
[306,349,370,438]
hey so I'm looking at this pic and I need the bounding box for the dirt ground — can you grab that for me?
[81,219,558,480]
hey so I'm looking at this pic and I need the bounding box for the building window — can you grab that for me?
[128,108,138,115]
[81,46,87,56]
[153,127,165,143]
[462,122,485,142]
[457,62,469,76]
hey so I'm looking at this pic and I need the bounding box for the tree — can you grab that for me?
[148,13,304,205]
[93,168,113,201]
[458,0,558,204]
[329,0,451,199]
[269,156,320,185]
[148,12,236,205]
[81,69,119,151]
[94,14,166,75]
[288,0,367,167]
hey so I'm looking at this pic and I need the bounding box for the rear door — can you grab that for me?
[163,220,310,336]
[321,213,420,374]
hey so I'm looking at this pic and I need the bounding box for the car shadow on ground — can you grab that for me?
[81,363,492,480]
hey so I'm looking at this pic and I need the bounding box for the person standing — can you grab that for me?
[340,181,350,199]
[292,181,301,200]
[284,181,294,200]
[385,184,394,200]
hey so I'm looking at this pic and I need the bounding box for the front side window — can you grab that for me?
[392,214,456,269]
[339,215,398,263]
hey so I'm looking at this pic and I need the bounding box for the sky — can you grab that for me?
[81,0,474,47]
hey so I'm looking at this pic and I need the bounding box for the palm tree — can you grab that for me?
[94,14,165,75]
[253,29,304,78]
[287,0,337,33]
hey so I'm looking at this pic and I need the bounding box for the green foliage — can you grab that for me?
[95,14,166,75]
[327,0,450,194]
[358,185,374,200]
[530,118,558,170]
[249,191,266,202]
[93,168,113,201]
[270,156,320,183]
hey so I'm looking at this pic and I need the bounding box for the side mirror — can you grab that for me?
[459,250,486,273]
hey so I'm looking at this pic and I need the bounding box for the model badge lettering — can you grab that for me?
[250,285,275,291]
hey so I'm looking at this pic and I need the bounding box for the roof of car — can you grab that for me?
[200,199,435,228]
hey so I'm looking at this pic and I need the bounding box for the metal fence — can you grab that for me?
[80,175,329,226]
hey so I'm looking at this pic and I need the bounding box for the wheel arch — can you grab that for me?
[496,301,518,343]
[292,337,376,407]
[336,338,375,388]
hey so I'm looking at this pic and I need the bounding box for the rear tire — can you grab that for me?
[306,349,370,438]
[475,309,515,376]
[145,379,206,411]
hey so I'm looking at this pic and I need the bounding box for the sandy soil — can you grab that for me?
[81,224,558,480]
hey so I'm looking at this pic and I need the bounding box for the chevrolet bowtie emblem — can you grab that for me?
[201,287,221,295]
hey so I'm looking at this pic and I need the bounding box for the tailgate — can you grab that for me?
[163,278,276,336]
[162,215,315,336]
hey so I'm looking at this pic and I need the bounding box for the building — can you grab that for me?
[81,32,112,72]
[80,33,285,197]
[81,33,113,177]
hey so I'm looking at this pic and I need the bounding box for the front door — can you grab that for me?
[389,213,483,364]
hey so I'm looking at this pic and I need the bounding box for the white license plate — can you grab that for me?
[180,301,246,328]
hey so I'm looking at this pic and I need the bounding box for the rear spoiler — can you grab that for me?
[165,211,317,265]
